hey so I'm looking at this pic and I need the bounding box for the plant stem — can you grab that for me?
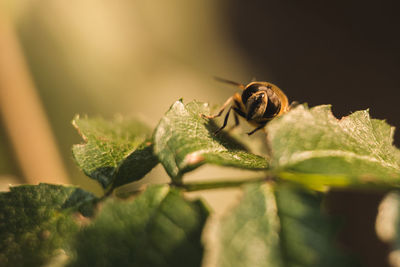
[179,176,269,192]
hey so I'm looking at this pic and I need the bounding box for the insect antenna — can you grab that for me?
[213,76,245,90]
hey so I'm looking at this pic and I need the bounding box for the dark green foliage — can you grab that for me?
[218,183,356,267]
[0,184,95,267]
[68,185,209,267]
[3,100,400,266]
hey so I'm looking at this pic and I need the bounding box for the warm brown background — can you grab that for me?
[226,1,400,134]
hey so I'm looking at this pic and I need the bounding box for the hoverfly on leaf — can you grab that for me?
[203,77,291,135]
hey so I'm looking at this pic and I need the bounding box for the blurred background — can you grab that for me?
[1,1,399,266]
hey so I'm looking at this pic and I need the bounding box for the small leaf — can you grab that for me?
[68,185,209,267]
[72,115,159,190]
[0,184,96,267]
[267,105,400,188]
[153,100,269,182]
[218,183,355,267]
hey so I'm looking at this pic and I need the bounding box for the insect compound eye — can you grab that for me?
[263,88,281,118]
[246,92,267,121]
[266,88,280,107]
[241,84,259,105]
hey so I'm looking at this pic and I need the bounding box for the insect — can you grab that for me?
[202,77,290,135]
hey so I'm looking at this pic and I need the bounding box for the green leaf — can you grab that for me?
[72,115,159,190]
[218,183,355,267]
[0,183,96,267]
[267,105,400,188]
[68,185,209,267]
[153,100,269,182]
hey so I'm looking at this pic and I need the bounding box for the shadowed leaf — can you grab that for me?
[218,183,356,267]
[68,185,209,267]
[72,115,158,190]
[0,184,96,267]
[153,100,269,182]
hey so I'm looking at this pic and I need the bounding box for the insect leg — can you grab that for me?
[228,112,240,131]
[223,111,239,132]
[247,123,266,136]
[214,107,232,134]
[233,112,240,127]
[202,96,232,119]
[233,107,246,118]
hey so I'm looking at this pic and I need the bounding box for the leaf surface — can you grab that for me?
[153,100,269,181]
[68,185,209,267]
[218,183,355,267]
[72,115,158,190]
[0,184,95,267]
[267,105,400,188]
